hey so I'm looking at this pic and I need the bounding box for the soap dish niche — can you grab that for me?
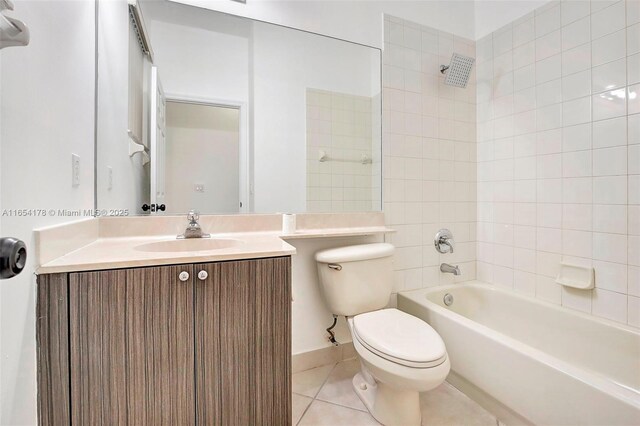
[555,262,595,290]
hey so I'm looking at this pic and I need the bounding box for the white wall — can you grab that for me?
[145,3,250,103]
[97,0,149,214]
[0,1,96,423]
[165,102,240,213]
[476,0,640,328]
[172,0,477,47]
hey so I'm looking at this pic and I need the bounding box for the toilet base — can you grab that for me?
[352,372,422,426]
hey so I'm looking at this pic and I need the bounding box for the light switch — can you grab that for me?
[194,183,205,193]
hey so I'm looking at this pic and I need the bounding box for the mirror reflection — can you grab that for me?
[96,0,381,216]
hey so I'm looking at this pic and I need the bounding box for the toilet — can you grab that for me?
[315,243,450,426]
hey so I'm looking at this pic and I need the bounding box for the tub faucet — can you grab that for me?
[441,263,461,276]
[178,210,211,239]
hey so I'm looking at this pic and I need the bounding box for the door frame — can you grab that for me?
[164,93,250,214]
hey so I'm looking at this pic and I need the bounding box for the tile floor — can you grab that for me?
[292,358,500,426]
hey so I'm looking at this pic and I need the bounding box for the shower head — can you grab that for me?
[440,53,475,88]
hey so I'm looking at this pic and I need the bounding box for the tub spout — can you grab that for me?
[440,263,461,276]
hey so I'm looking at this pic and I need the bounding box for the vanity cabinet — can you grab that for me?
[36,256,291,426]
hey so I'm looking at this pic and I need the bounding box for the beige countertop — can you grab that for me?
[35,215,394,274]
[37,231,297,274]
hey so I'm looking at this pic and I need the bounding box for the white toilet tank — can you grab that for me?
[315,243,395,316]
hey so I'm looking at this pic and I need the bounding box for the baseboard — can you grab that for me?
[292,341,356,373]
[446,371,533,426]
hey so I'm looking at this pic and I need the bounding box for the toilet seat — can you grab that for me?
[352,308,447,368]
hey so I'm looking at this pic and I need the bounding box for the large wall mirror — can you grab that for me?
[96,0,382,216]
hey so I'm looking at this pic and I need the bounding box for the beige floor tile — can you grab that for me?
[298,400,379,426]
[293,363,336,398]
[420,382,497,426]
[292,393,313,425]
[315,359,367,411]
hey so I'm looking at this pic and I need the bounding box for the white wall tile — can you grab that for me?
[513,41,535,70]
[592,116,627,148]
[594,260,628,293]
[562,123,592,152]
[593,146,627,176]
[591,29,626,66]
[562,43,592,76]
[563,96,592,126]
[562,1,591,26]
[629,54,640,86]
[562,16,590,51]
[535,4,561,37]
[563,203,592,230]
[563,177,593,203]
[592,91,627,121]
[563,229,593,258]
[536,54,562,84]
[514,17,535,47]
[536,30,562,61]
[592,58,627,93]
[562,287,592,313]
[628,24,640,56]
[628,0,640,25]
[562,70,591,101]
[593,204,627,234]
[563,150,592,177]
[592,232,627,263]
[593,176,627,204]
[629,84,640,115]
[592,288,627,323]
[628,296,640,327]
[536,275,562,304]
[536,79,562,107]
[590,1,625,40]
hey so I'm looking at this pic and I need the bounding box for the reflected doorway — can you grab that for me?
[163,100,242,214]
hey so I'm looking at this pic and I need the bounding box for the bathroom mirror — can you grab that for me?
[96,0,382,216]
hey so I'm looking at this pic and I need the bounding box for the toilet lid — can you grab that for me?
[353,309,447,368]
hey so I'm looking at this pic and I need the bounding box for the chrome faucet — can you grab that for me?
[434,229,455,253]
[178,210,211,239]
[440,263,461,275]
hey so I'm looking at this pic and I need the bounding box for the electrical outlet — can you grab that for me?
[71,154,80,187]
[107,166,113,190]
[194,183,205,193]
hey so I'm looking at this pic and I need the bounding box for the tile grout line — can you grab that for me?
[296,361,340,425]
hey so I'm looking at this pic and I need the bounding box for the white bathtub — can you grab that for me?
[398,281,640,426]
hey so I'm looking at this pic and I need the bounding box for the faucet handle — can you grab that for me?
[187,209,199,223]
[434,228,455,254]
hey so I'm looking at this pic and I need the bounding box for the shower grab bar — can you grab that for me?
[318,150,372,165]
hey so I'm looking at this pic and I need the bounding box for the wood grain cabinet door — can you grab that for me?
[69,264,196,425]
[194,257,291,426]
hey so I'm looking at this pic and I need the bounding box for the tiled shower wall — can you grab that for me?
[306,89,375,212]
[476,0,640,328]
[382,15,477,296]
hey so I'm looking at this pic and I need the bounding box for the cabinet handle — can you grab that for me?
[198,270,208,280]
[178,271,190,282]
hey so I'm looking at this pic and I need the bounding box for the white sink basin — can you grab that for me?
[134,238,243,253]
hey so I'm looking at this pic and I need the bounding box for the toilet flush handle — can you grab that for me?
[328,263,342,271]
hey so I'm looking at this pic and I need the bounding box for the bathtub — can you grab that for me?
[398,281,640,426]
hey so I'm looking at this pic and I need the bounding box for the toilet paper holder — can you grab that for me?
[0,237,26,279]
